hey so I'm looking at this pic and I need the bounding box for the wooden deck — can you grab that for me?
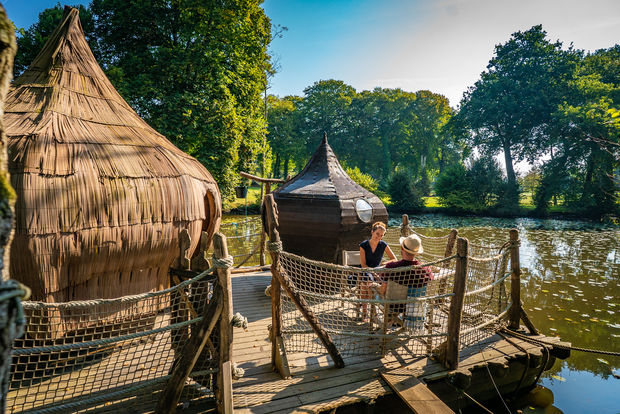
[231,270,563,413]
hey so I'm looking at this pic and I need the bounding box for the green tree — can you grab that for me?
[14,3,97,75]
[457,25,580,207]
[297,80,356,156]
[266,95,304,178]
[435,158,506,212]
[387,170,424,211]
[91,0,272,199]
[536,46,620,216]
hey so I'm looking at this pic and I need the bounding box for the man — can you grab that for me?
[378,234,433,329]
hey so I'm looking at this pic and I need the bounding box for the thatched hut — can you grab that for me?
[273,133,388,263]
[5,7,221,306]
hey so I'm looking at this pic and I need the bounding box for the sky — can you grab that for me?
[7,0,620,108]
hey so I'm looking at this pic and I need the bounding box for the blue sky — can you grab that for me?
[7,0,620,108]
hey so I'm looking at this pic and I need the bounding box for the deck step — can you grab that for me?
[380,370,453,414]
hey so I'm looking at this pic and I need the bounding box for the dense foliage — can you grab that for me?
[15,8,619,216]
[16,1,272,200]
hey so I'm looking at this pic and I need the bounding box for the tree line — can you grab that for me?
[15,5,619,217]
[15,1,272,200]
[267,26,619,217]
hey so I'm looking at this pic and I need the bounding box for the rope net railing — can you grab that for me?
[276,228,514,363]
[216,216,267,267]
[383,227,452,263]
[7,270,220,413]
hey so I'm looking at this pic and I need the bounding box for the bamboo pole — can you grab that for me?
[214,233,234,414]
[509,229,521,330]
[444,237,468,370]
[263,194,345,369]
[155,286,223,414]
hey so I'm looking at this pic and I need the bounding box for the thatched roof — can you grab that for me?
[5,7,221,304]
[275,133,379,201]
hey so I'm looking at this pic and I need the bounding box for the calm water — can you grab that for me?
[392,214,620,414]
[224,214,620,413]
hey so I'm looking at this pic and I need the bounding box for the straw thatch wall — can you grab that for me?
[5,7,221,307]
[0,4,18,411]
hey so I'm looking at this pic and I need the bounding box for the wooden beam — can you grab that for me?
[274,336,291,379]
[155,286,223,414]
[509,229,521,330]
[381,371,453,414]
[262,194,282,372]
[263,194,345,369]
[444,237,468,370]
[214,233,234,414]
[520,307,540,335]
[221,361,234,414]
[240,171,286,184]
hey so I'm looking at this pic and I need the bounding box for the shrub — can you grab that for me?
[345,166,379,193]
[435,158,506,212]
[387,170,424,210]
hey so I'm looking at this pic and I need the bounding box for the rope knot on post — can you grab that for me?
[212,255,234,269]
[232,312,248,330]
[267,241,283,252]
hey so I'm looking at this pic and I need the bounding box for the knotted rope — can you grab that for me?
[212,255,234,269]
[267,241,283,252]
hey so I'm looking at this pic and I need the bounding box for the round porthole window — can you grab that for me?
[355,199,373,223]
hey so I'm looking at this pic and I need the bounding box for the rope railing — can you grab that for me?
[273,237,512,362]
[258,206,518,371]
[8,235,235,414]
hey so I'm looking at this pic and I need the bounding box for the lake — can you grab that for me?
[223,213,619,413]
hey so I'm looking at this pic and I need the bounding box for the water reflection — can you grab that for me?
[391,214,619,413]
[225,213,619,412]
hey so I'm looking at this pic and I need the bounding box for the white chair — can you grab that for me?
[342,250,361,266]
[341,250,361,311]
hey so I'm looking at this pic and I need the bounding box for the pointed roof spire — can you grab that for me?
[274,134,376,200]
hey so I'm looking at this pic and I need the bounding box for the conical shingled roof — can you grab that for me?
[6,7,221,306]
[275,133,377,200]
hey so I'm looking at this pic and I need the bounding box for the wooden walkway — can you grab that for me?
[231,271,561,413]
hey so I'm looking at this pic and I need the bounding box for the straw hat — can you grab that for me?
[399,234,423,255]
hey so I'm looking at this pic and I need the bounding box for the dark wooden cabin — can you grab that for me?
[272,134,388,263]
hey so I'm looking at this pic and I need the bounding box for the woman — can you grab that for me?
[356,222,396,320]
[359,221,396,269]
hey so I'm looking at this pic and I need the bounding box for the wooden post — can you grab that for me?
[263,194,282,370]
[191,231,211,271]
[444,237,468,370]
[263,194,345,369]
[214,233,234,413]
[259,182,272,267]
[444,229,458,259]
[400,214,412,237]
[176,229,191,269]
[509,229,521,330]
[155,286,223,414]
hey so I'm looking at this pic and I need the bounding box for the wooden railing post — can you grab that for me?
[444,237,468,370]
[444,229,458,258]
[400,214,412,237]
[509,229,521,330]
[214,233,234,414]
[263,193,282,371]
[259,182,272,267]
[156,235,230,414]
[263,194,345,370]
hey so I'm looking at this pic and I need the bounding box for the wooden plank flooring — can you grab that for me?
[231,271,554,413]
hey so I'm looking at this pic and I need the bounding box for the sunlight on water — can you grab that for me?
[223,213,619,413]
